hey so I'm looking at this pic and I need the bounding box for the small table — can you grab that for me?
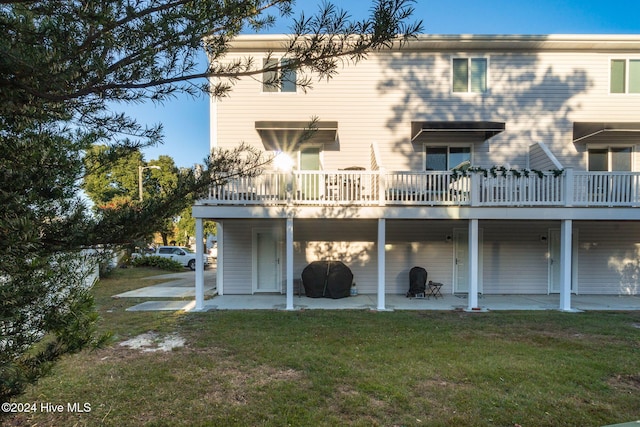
[427,281,443,299]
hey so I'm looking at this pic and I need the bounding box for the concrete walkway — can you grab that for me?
[113,269,217,312]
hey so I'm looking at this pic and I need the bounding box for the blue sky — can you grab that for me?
[132,0,640,167]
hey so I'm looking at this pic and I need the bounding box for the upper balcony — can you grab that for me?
[198,169,640,208]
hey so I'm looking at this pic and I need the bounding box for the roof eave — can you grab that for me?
[224,34,640,52]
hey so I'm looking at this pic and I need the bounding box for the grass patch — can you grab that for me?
[6,268,640,426]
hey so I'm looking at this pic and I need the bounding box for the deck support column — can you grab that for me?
[195,217,205,311]
[559,219,573,311]
[377,218,386,310]
[217,222,224,295]
[468,219,480,311]
[285,217,294,311]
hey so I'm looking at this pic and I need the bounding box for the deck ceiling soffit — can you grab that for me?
[411,121,506,142]
[573,122,640,143]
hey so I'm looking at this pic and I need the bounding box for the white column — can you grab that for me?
[216,222,224,295]
[195,217,205,311]
[559,219,573,311]
[285,217,294,311]
[468,219,480,311]
[377,218,386,310]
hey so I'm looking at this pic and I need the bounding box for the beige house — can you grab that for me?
[192,34,640,311]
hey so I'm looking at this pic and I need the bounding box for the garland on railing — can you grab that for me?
[451,165,565,179]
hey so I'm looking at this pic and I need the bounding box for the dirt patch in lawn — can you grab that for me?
[608,374,640,392]
[118,331,186,352]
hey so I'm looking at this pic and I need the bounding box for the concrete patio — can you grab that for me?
[198,293,640,312]
[115,267,640,312]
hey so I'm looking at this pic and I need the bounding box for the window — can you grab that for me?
[453,58,487,93]
[299,147,321,171]
[425,146,471,171]
[610,59,640,94]
[588,147,632,171]
[263,58,296,93]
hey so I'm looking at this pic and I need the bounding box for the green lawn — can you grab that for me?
[6,268,640,426]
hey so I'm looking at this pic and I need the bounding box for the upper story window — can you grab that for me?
[425,146,471,171]
[610,59,640,94]
[263,58,296,93]
[452,57,488,93]
[588,147,632,171]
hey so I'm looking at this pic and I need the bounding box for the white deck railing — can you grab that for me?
[573,172,640,206]
[204,169,640,208]
[384,171,470,205]
[479,173,564,206]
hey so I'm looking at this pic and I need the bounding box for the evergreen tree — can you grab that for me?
[0,0,421,405]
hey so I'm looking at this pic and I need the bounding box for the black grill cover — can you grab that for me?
[301,261,353,299]
[407,266,427,297]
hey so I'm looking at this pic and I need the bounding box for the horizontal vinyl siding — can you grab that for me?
[221,218,640,296]
[217,53,396,171]
[480,221,555,294]
[385,220,556,295]
[529,143,561,170]
[487,53,582,169]
[576,221,640,295]
[221,220,253,294]
[385,220,460,294]
[215,48,640,173]
[222,219,284,295]
[294,220,378,293]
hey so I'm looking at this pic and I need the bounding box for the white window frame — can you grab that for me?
[262,57,297,94]
[609,57,640,95]
[586,144,636,172]
[451,56,489,94]
[423,144,473,171]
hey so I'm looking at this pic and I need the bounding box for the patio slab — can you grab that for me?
[113,269,216,298]
[117,267,640,312]
[127,300,196,311]
[115,285,218,298]
[197,294,640,312]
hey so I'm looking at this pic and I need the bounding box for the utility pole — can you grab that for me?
[138,165,161,201]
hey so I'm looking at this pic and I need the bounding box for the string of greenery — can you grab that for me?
[452,165,565,179]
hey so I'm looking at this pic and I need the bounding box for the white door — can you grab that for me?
[548,229,578,294]
[253,228,281,293]
[299,147,321,200]
[548,229,562,293]
[453,228,483,293]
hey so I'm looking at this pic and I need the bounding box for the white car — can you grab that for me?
[155,246,209,270]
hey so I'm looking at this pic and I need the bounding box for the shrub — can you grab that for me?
[130,256,184,271]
